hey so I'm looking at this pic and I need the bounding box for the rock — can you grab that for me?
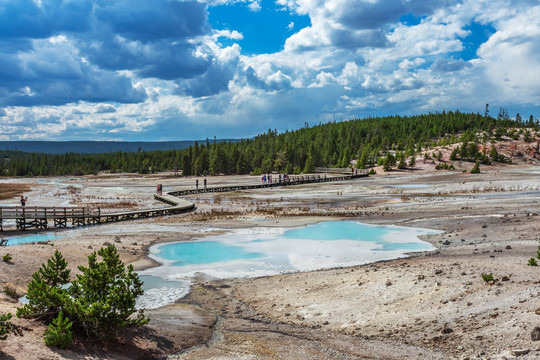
[441,326,453,334]
[501,276,510,281]
[535,308,540,315]
[506,245,512,250]
[510,349,529,356]
[385,280,392,286]
[442,240,451,245]
[3,282,26,299]
[532,326,540,341]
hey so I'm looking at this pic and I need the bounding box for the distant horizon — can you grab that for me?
[1,0,539,141]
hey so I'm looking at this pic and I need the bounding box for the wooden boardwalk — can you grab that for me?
[0,197,195,232]
[168,172,368,197]
[0,171,368,232]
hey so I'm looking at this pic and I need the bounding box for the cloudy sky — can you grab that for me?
[1,0,539,141]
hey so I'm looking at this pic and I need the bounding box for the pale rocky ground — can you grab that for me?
[0,138,540,359]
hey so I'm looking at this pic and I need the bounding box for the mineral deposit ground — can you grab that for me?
[1,156,540,359]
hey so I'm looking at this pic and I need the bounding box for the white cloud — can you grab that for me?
[2,0,540,141]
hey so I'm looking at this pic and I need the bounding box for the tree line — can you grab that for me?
[1,110,537,177]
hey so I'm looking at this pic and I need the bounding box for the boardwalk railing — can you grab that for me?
[168,171,368,197]
[0,198,195,232]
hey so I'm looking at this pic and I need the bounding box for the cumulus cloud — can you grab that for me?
[95,104,117,114]
[2,0,540,141]
[0,0,214,107]
[0,0,92,40]
[432,58,472,72]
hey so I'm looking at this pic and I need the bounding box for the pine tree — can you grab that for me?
[67,245,149,339]
[17,250,70,320]
[0,313,13,340]
[408,156,416,168]
[470,160,480,174]
[44,311,73,349]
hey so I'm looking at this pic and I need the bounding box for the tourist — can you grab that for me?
[204,178,207,190]
[20,195,27,208]
[196,179,199,190]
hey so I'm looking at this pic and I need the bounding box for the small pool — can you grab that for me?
[136,275,189,310]
[4,233,62,246]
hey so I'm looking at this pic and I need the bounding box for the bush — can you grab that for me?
[470,160,480,174]
[368,168,376,175]
[481,273,494,282]
[2,253,12,262]
[0,313,12,340]
[18,245,149,341]
[66,245,149,339]
[17,250,70,320]
[528,257,538,266]
[44,311,72,349]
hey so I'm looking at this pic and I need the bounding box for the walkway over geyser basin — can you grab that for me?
[0,171,368,233]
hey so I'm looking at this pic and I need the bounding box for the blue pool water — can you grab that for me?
[156,241,265,266]
[147,221,439,278]
[5,233,62,246]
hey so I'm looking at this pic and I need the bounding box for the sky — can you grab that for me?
[1,0,540,141]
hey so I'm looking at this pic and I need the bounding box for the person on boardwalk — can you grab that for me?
[20,195,27,208]
[196,179,199,190]
[204,178,207,190]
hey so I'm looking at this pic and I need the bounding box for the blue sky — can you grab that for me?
[1,0,539,141]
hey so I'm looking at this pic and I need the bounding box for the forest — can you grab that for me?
[0,110,537,177]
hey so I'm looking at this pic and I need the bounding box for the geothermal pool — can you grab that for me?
[137,221,440,309]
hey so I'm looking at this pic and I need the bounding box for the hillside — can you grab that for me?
[0,140,235,154]
[0,111,537,177]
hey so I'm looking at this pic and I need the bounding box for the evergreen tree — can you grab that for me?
[17,250,70,320]
[303,155,314,173]
[18,246,148,341]
[470,160,480,174]
[0,313,13,340]
[67,245,148,339]
[408,156,416,168]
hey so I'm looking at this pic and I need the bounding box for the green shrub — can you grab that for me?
[2,253,12,262]
[18,245,148,341]
[528,257,538,266]
[368,168,376,175]
[17,250,70,320]
[66,245,149,339]
[481,273,494,282]
[0,313,12,340]
[470,160,480,174]
[44,311,72,349]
